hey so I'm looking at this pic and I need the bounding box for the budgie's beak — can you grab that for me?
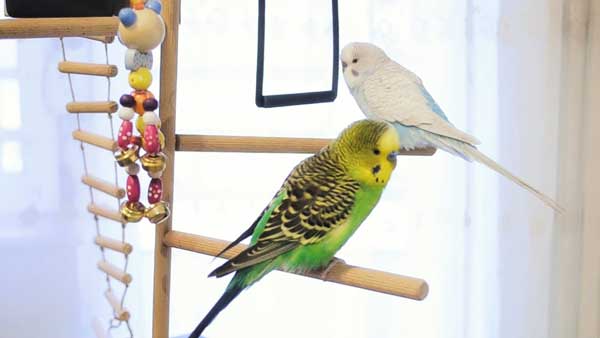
[341,61,348,70]
[387,151,399,164]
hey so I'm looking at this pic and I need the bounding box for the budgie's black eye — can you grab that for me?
[373,149,380,155]
[352,58,358,63]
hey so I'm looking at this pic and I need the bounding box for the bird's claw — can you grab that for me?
[319,257,346,281]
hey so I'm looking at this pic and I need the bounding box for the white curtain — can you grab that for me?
[1,1,599,338]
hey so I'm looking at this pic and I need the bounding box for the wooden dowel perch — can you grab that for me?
[98,260,132,285]
[164,231,429,301]
[88,204,125,224]
[59,61,118,77]
[95,235,133,255]
[0,17,119,39]
[67,101,118,114]
[104,289,130,321]
[92,317,111,338]
[72,130,117,152]
[176,134,436,156]
[85,35,116,44]
[82,175,125,199]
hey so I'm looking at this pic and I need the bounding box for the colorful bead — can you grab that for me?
[143,124,160,154]
[131,90,154,114]
[148,178,162,204]
[126,174,141,202]
[118,8,137,27]
[146,0,162,14]
[143,97,158,111]
[128,67,152,90]
[125,49,153,71]
[142,111,160,126]
[119,94,135,107]
[117,7,166,52]
[125,163,140,176]
[118,106,135,121]
[118,120,134,149]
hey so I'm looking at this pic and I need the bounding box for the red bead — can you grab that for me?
[148,178,162,204]
[126,175,141,202]
[118,120,134,149]
[143,124,160,154]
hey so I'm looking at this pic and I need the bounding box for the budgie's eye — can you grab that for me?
[352,58,358,63]
[373,149,380,155]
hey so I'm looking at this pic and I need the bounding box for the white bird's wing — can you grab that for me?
[360,62,481,145]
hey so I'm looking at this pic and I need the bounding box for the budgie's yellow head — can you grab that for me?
[332,119,400,187]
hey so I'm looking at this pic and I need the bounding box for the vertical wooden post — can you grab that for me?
[153,0,180,337]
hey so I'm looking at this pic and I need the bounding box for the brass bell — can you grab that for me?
[120,201,146,223]
[141,152,167,175]
[145,201,170,224]
[114,145,140,167]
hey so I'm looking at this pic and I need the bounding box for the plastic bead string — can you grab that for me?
[60,38,134,338]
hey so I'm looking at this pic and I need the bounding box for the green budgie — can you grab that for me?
[189,119,401,338]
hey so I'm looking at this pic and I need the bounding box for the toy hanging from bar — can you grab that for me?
[115,0,170,224]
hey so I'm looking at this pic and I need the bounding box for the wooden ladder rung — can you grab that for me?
[59,61,118,77]
[67,101,118,114]
[82,175,125,199]
[175,134,437,156]
[98,260,132,285]
[85,35,116,44]
[88,203,125,224]
[72,130,117,152]
[0,17,119,40]
[104,289,130,321]
[92,317,111,338]
[95,235,133,255]
[164,231,429,301]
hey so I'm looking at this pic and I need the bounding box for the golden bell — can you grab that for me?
[145,201,171,224]
[141,152,167,175]
[115,145,140,167]
[120,201,146,223]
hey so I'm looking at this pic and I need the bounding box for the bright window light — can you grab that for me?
[0,79,21,130]
[2,141,23,173]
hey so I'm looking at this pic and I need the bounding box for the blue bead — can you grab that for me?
[146,0,162,14]
[119,8,137,27]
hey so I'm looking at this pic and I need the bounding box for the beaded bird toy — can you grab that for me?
[115,0,170,224]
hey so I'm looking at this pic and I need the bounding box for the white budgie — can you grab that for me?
[340,42,563,213]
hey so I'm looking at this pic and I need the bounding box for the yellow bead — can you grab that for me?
[129,68,152,90]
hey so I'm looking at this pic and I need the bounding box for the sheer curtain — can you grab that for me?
[1,1,599,338]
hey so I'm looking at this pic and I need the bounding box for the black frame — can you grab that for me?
[255,0,339,108]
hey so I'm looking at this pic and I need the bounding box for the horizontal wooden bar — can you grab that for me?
[92,317,111,338]
[67,101,118,114]
[95,235,133,255]
[85,35,116,44]
[98,260,132,285]
[104,289,130,321]
[82,175,125,199]
[0,17,119,39]
[164,231,429,301]
[72,130,117,152]
[59,61,118,77]
[176,134,436,155]
[88,204,125,224]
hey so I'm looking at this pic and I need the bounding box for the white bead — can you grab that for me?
[143,111,160,126]
[118,106,135,121]
[126,163,140,175]
[125,49,154,70]
[149,170,163,179]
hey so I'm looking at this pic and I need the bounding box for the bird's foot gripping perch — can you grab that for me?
[318,257,346,281]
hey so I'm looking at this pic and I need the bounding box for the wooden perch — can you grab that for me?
[95,235,133,255]
[85,35,115,44]
[72,130,117,152]
[0,17,119,39]
[67,101,118,114]
[82,175,125,199]
[88,204,125,224]
[98,260,132,285]
[104,289,130,321]
[163,231,429,301]
[176,134,436,155]
[59,61,118,77]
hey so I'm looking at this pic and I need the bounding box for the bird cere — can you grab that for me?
[114,0,170,224]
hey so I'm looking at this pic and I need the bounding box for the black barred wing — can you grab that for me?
[209,152,360,278]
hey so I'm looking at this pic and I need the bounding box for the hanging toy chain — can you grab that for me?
[115,0,170,225]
